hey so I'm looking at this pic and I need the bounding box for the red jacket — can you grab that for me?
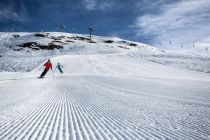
[44,62,52,71]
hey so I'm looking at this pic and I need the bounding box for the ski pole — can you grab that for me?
[52,70,54,79]
[33,66,43,73]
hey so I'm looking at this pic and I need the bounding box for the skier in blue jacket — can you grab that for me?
[56,62,63,74]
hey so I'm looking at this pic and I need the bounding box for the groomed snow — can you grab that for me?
[1,53,210,140]
[0,32,210,140]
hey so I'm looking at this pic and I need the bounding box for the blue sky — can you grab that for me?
[0,0,210,47]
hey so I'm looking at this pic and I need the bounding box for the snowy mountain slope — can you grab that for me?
[1,32,210,73]
[33,54,209,80]
[0,32,158,57]
[0,32,210,140]
[135,52,210,73]
[0,32,161,72]
[0,53,210,140]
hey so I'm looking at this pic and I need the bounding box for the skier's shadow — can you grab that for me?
[0,77,36,81]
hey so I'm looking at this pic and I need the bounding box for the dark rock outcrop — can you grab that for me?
[104,40,114,43]
[18,42,63,50]
[13,35,20,38]
[34,33,46,37]
[129,43,137,46]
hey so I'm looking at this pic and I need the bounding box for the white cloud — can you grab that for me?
[0,4,28,23]
[98,2,114,10]
[83,0,114,11]
[135,0,210,48]
[195,36,210,48]
[83,0,96,10]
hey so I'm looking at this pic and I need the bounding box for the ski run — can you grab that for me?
[0,32,210,140]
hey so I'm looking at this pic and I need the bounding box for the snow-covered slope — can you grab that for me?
[0,32,210,140]
[1,32,210,73]
[1,53,210,140]
[0,32,160,72]
[33,54,209,79]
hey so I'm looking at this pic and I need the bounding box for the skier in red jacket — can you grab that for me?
[39,60,53,78]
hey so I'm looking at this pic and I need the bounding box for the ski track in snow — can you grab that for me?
[0,74,210,140]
